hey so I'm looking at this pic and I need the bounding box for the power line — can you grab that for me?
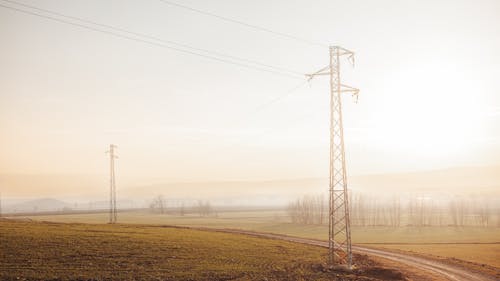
[222,80,308,131]
[157,0,327,48]
[223,80,317,143]
[2,0,303,77]
[0,0,314,123]
[249,110,324,143]
[0,1,304,80]
[223,109,325,149]
[250,80,309,114]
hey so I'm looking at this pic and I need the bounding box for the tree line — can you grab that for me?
[149,195,216,217]
[287,193,498,227]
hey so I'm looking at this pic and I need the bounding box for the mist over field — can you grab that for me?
[2,166,499,215]
[1,0,499,280]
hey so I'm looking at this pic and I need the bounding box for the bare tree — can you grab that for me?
[352,193,368,227]
[179,202,185,216]
[497,207,500,227]
[316,194,326,224]
[449,198,467,227]
[476,201,490,227]
[287,199,300,223]
[457,199,466,226]
[196,200,212,217]
[287,195,326,225]
[449,200,458,226]
[150,195,166,214]
[389,196,401,227]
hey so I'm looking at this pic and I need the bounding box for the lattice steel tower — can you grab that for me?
[306,46,358,268]
[106,144,118,223]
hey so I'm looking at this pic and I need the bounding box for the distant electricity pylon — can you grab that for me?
[106,144,118,224]
[306,46,359,269]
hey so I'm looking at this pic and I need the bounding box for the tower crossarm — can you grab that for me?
[305,65,330,80]
[305,75,359,103]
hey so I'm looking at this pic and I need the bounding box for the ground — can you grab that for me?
[0,219,405,281]
[22,209,500,268]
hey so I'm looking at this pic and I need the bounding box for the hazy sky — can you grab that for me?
[1,0,499,185]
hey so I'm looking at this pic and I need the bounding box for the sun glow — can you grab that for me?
[368,65,485,162]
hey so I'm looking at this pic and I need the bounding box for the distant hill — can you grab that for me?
[122,178,327,206]
[123,165,500,203]
[0,166,498,205]
[4,198,71,213]
[351,165,500,196]
[0,173,104,197]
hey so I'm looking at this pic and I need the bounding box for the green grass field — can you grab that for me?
[23,209,500,267]
[0,220,402,281]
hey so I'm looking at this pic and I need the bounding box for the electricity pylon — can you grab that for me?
[306,46,359,268]
[106,144,118,223]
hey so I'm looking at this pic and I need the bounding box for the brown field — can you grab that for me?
[21,210,500,268]
[0,219,405,281]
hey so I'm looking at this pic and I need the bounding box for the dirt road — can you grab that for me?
[206,228,497,281]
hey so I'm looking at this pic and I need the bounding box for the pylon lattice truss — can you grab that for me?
[306,46,359,268]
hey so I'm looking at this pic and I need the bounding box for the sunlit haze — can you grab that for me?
[1,0,499,202]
